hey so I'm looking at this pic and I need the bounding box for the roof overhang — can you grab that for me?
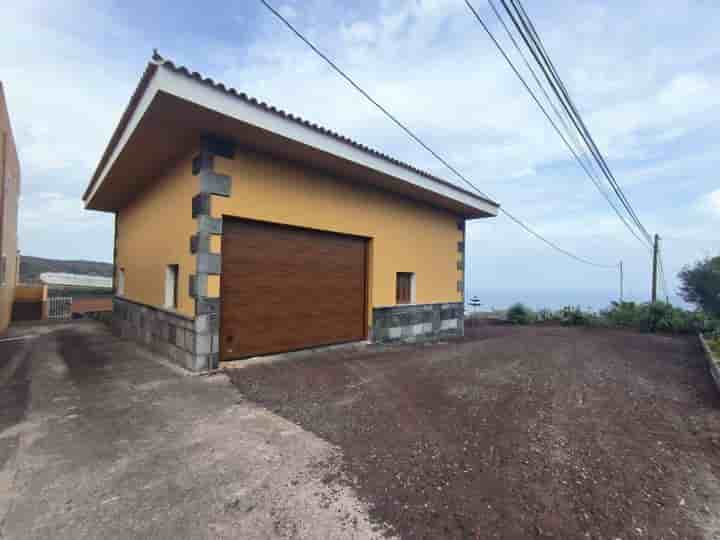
[84,59,500,219]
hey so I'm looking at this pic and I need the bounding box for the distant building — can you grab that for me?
[0,82,20,333]
[39,272,113,289]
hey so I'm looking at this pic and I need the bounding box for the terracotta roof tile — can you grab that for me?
[152,51,498,207]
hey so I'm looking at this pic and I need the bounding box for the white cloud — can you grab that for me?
[698,189,720,218]
[0,0,144,260]
[0,7,137,186]
[278,4,298,20]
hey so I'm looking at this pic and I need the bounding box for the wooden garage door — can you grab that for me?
[220,218,368,360]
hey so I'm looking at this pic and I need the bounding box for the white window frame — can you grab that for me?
[0,254,6,287]
[117,268,125,296]
[164,264,179,309]
[396,271,416,305]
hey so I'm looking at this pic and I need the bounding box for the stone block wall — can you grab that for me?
[371,302,464,342]
[112,297,215,371]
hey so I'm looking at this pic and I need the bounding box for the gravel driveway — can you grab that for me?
[228,324,720,539]
[0,322,386,540]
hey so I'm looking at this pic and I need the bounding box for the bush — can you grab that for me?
[560,305,593,326]
[709,337,720,356]
[503,299,706,334]
[603,301,702,334]
[507,303,535,325]
[536,308,558,322]
[603,301,641,327]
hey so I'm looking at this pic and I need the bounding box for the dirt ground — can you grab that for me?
[0,322,388,540]
[228,324,720,539]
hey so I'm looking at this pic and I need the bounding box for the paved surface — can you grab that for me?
[0,322,386,540]
[0,337,31,480]
[228,324,720,539]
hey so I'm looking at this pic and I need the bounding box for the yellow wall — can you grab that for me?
[0,84,20,333]
[115,145,465,323]
[13,284,46,302]
[210,150,464,312]
[116,151,198,317]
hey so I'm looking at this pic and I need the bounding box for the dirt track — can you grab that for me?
[228,325,720,539]
[0,323,386,540]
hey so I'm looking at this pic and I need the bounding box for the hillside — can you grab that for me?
[19,256,113,283]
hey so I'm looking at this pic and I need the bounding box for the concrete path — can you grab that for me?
[0,322,384,540]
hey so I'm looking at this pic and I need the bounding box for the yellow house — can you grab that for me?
[0,82,21,333]
[83,52,499,371]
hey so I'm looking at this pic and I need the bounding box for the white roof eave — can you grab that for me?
[86,63,499,217]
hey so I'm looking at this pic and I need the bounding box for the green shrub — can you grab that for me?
[560,305,593,326]
[701,316,720,339]
[587,312,612,328]
[603,301,702,334]
[603,301,641,327]
[507,303,535,325]
[709,338,720,356]
[536,308,558,322]
[645,302,675,332]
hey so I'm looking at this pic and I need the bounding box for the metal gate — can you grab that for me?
[48,297,72,320]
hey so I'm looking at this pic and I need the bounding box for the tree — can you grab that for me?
[678,256,720,317]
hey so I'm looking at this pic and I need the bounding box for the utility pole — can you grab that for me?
[651,234,659,303]
[619,261,623,302]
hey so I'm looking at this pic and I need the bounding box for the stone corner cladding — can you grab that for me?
[371,302,464,342]
[111,297,219,372]
[188,134,236,370]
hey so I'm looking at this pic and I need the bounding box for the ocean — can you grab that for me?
[466,289,687,313]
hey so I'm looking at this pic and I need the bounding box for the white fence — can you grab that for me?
[48,297,72,320]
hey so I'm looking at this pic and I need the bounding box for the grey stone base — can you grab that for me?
[699,334,720,394]
[371,302,464,343]
[113,298,463,369]
[112,297,218,372]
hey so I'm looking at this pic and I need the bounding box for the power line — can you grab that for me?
[513,0,652,245]
[258,0,616,269]
[486,0,591,173]
[467,0,650,248]
[505,0,653,245]
[481,0,648,249]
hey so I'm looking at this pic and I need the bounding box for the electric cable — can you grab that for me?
[259,0,617,269]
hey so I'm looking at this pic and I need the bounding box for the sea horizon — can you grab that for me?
[466,288,687,313]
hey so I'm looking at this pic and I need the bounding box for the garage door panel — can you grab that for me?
[221,219,367,360]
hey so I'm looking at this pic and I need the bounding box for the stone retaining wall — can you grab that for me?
[699,333,720,394]
[112,297,215,371]
[114,297,464,370]
[371,302,464,342]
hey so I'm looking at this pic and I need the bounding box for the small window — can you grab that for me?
[165,264,179,309]
[396,272,415,305]
[117,268,125,296]
[0,254,6,286]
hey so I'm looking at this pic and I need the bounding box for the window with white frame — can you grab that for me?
[164,264,179,309]
[0,254,6,286]
[117,268,125,296]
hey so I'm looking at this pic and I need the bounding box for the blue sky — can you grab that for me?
[2,0,719,308]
